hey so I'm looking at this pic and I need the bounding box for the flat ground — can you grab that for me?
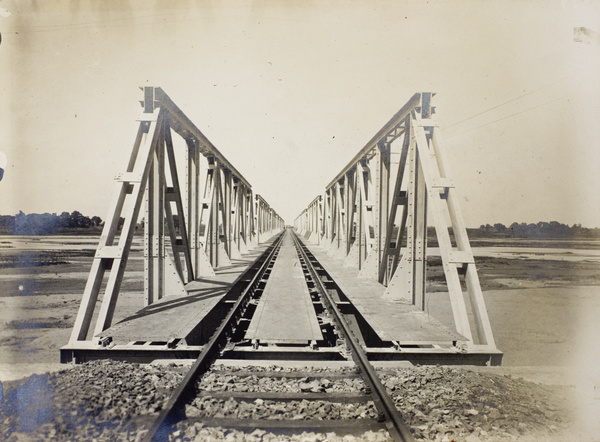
[1,235,599,438]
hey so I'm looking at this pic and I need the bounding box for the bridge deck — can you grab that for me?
[302,239,466,345]
[97,245,271,344]
[245,231,323,344]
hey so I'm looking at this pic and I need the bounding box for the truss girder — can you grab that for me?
[69,87,283,345]
[255,194,285,245]
[295,92,497,349]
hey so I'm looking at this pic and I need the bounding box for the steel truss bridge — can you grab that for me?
[65,87,283,348]
[294,92,496,351]
[61,88,501,366]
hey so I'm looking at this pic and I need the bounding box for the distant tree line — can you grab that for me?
[469,221,600,239]
[1,211,598,240]
[0,211,103,235]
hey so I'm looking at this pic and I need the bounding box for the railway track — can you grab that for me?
[142,229,415,441]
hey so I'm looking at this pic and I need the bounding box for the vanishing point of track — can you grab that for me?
[142,229,415,441]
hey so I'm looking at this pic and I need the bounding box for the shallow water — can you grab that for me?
[429,246,600,262]
[0,235,144,252]
[3,235,599,261]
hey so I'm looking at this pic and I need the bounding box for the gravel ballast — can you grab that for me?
[0,361,571,441]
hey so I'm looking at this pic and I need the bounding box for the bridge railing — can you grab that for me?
[295,92,497,350]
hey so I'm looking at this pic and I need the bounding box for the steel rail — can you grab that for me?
[143,232,286,442]
[291,231,415,442]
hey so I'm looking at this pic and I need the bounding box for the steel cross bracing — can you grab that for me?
[68,87,284,345]
[295,92,498,352]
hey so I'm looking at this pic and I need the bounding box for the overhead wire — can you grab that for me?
[446,96,565,139]
[442,78,565,132]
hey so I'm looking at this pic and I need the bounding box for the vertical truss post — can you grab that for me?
[246,190,256,248]
[323,189,332,248]
[412,135,427,309]
[311,203,314,236]
[245,188,255,246]
[343,172,353,258]
[335,181,345,253]
[209,162,220,267]
[144,121,165,306]
[231,178,242,256]
[198,157,216,271]
[186,138,201,277]
[347,170,355,259]
[223,169,232,258]
[356,162,365,270]
[255,196,261,245]
[316,196,321,241]
[332,187,338,249]
[357,156,379,278]
[377,142,390,278]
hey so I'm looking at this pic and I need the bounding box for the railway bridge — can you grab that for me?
[61,87,501,367]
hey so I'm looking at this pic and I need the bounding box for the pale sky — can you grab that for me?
[1,0,599,227]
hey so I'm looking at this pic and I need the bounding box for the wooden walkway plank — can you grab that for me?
[304,240,466,344]
[245,231,323,344]
[97,249,269,343]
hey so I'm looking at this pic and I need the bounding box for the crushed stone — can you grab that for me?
[0,361,571,441]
